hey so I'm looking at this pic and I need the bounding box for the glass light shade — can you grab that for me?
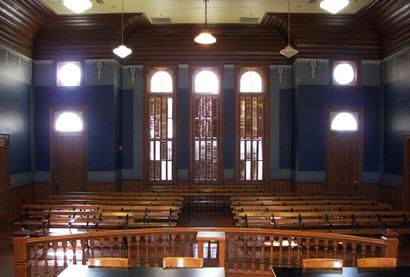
[320,0,350,14]
[57,62,81,87]
[280,45,298,58]
[113,45,132,58]
[194,32,217,45]
[333,63,355,85]
[63,0,92,14]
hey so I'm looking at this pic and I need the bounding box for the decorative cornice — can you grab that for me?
[85,58,120,65]
[382,47,410,62]
[361,60,381,65]
[294,58,329,64]
[178,64,189,69]
[33,60,53,65]
[0,44,32,62]
[123,65,143,70]
[269,65,292,69]
[224,64,234,69]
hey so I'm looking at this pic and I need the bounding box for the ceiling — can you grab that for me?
[42,0,370,23]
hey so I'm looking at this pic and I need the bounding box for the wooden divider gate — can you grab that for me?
[14,227,399,277]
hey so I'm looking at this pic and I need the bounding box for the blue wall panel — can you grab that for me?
[178,88,189,170]
[223,88,235,169]
[279,89,292,169]
[0,76,31,174]
[121,89,134,169]
[35,85,117,171]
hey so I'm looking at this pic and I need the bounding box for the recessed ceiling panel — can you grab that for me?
[43,0,370,23]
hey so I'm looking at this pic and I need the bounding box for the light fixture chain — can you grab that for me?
[288,0,291,44]
[122,0,124,43]
[204,0,209,26]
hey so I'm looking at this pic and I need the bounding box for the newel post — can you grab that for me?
[13,235,31,277]
[382,229,399,258]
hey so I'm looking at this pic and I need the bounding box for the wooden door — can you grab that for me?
[403,137,410,209]
[326,109,362,194]
[51,108,87,193]
[0,134,9,223]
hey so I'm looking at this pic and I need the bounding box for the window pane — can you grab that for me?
[331,112,358,131]
[240,71,262,93]
[333,63,355,85]
[151,71,173,93]
[57,62,81,87]
[195,70,219,94]
[55,111,83,133]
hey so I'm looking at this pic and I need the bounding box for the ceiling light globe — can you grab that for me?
[320,0,350,14]
[194,32,217,45]
[63,0,92,14]
[113,45,133,58]
[280,45,298,58]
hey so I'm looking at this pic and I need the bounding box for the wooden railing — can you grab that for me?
[13,227,399,277]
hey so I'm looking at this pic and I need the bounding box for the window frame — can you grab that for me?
[331,60,359,87]
[56,61,83,87]
[144,66,178,184]
[235,66,269,184]
[189,66,223,184]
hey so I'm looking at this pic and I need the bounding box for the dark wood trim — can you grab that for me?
[325,107,363,193]
[189,66,223,184]
[234,66,269,184]
[0,134,10,223]
[50,107,88,193]
[143,66,179,184]
[403,135,410,210]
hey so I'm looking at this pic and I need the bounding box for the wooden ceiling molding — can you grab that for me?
[0,0,55,58]
[358,0,410,57]
[262,13,380,60]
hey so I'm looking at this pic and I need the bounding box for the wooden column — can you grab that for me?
[13,236,31,277]
[197,231,226,267]
[382,229,399,258]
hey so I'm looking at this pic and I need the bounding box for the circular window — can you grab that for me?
[331,112,358,131]
[194,70,219,94]
[55,112,84,133]
[333,63,355,85]
[58,62,81,87]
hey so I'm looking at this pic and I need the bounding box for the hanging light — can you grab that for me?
[320,0,350,14]
[194,0,216,45]
[280,0,298,58]
[63,0,92,14]
[113,0,132,58]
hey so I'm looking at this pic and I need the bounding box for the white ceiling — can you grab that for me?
[43,0,370,23]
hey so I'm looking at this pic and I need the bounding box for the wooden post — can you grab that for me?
[13,236,31,277]
[197,231,225,267]
[382,229,399,258]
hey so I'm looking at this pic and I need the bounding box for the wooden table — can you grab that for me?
[272,267,410,276]
[58,265,225,277]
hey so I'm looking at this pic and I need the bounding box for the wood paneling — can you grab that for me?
[359,0,410,57]
[0,135,9,223]
[0,0,54,57]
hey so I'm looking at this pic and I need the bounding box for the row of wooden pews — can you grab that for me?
[231,194,410,235]
[16,193,183,231]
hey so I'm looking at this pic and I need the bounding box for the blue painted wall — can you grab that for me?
[383,50,410,182]
[0,48,32,185]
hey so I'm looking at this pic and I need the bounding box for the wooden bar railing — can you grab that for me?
[13,227,398,277]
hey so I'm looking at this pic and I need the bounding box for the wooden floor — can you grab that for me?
[2,210,410,276]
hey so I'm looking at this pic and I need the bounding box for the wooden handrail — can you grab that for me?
[14,227,399,277]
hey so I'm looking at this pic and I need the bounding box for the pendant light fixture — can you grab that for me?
[280,0,298,59]
[63,0,92,14]
[113,0,132,58]
[194,0,217,45]
[320,0,350,14]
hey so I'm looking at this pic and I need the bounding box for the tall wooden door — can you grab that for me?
[0,134,9,223]
[403,137,410,209]
[325,109,362,193]
[51,108,87,193]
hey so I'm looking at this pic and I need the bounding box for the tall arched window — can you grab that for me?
[237,68,267,182]
[191,68,221,183]
[330,112,358,131]
[146,68,176,182]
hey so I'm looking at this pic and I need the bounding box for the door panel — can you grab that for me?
[0,135,9,223]
[403,137,410,210]
[51,109,87,193]
[326,110,362,194]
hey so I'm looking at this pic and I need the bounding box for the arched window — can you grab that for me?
[194,70,219,94]
[55,111,84,133]
[146,69,175,182]
[331,112,358,131]
[151,71,173,93]
[57,62,81,87]
[240,71,263,93]
[237,68,266,182]
[191,68,221,183]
